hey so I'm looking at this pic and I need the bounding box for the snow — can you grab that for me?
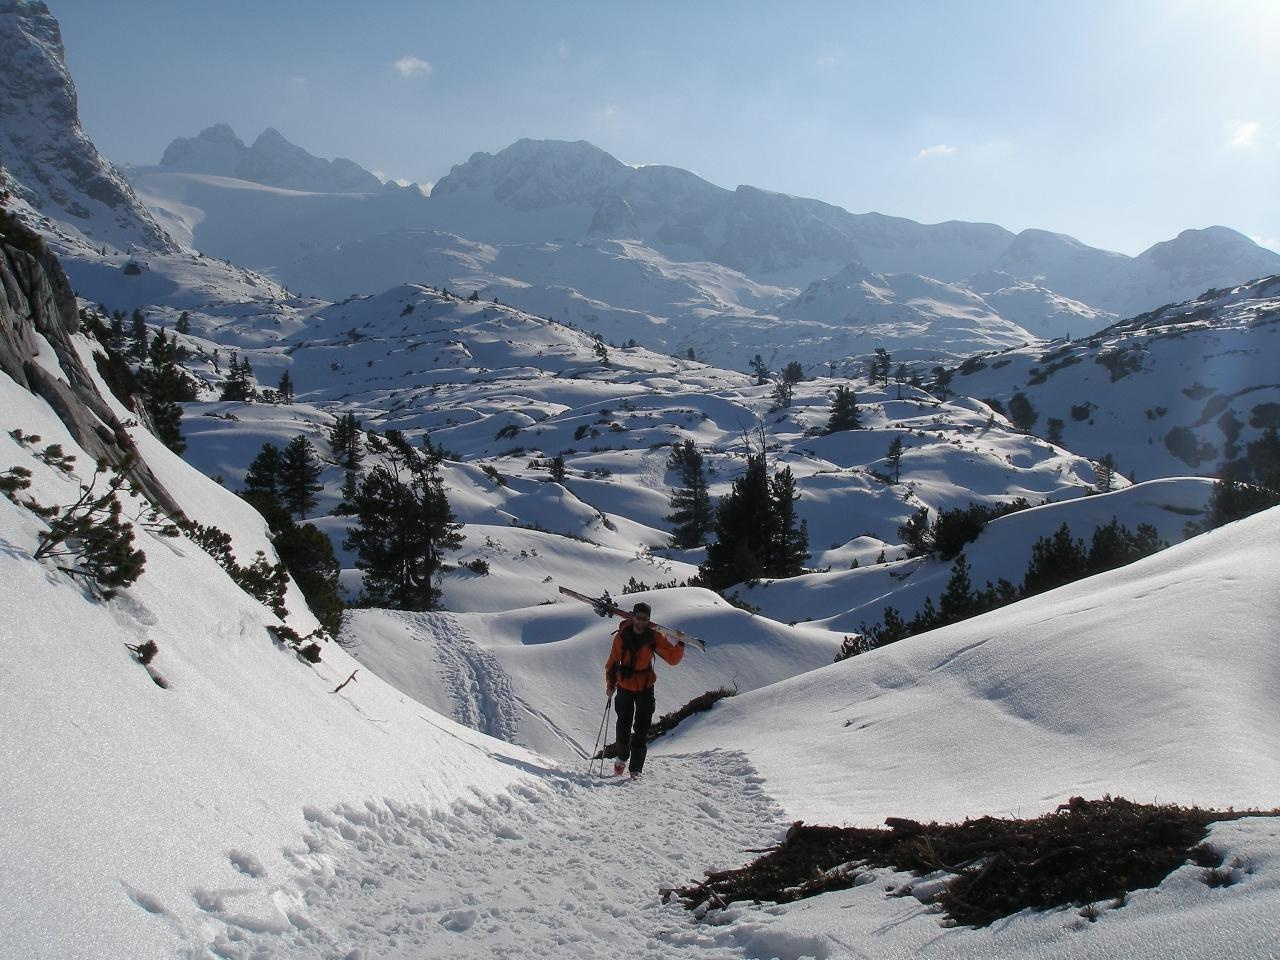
[667,506,1280,825]
[951,275,1280,481]
[0,373,535,959]
[4,5,1280,957]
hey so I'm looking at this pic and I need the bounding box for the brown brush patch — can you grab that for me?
[667,796,1278,927]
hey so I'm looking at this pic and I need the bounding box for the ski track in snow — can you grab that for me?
[418,612,520,743]
[185,751,811,959]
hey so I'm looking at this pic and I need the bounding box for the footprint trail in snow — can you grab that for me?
[191,751,812,959]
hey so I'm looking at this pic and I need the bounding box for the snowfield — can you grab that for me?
[3,4,1279,956]
[5,358,1278,957]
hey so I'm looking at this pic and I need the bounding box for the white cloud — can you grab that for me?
[814,45,845,69]
[556,40,570,60]
[1226,119,1261,148]
[916,143,959,160]
[393,55,432,79]
[1250,234,1280,253]
[594,104,623,132]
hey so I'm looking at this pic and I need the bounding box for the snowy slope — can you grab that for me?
[777,262,1038,361]
[950,275,1280,480]
[668,504,1280,823]
[344,587,840,760]
[0,355,537,960]
[965,269,1115,340]
[748,477,1213,631]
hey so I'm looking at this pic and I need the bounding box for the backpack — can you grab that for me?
[612,623,656,687]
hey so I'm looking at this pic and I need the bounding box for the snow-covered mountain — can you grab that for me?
[964,268,1115,340]
[947,274,1280,480]
[0,0,172,254]
[125,132,1280,370]
[154,123,384,194]
[776,262,1038,361]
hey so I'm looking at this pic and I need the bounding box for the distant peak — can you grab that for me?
[432,137,627,209]
[194,123,243,144]
[252,127,292,148]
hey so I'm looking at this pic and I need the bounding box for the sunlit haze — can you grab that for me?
[52,0,1280,255]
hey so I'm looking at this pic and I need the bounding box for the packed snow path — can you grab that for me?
[185,751,821,959]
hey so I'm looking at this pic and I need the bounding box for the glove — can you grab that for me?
[606,682,615,696]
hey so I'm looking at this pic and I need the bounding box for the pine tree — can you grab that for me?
[750,354,770,386]
[938,553,976,623]
[1246,425,1280,489]
[823,385,861,434]
[781,360,805,385]
[328,412,364,512]
[242,443,283,502]
[898,506,932,557]
[1046,418,1065,445]
[931,366,954,399]
[328,412,363,471]
[175,310,191,335]
[274,521,344,635]
[1022,522,1087,596]
[771,378,794,409]
[220,353,251,401]
[344,431,462,611]
[699,453,771,590]
[277,370,295,405]
[873,347,891,387]
[886,435,904,483]
[129,308,148,360]
[666,440,713,549]
[767,466,808,576]
[1095,453,1116,492]
[136,327,187,453]
[278,435,323,519]
[1008,391,1039,433]
[549,454,566,483]
[108,311,127,353]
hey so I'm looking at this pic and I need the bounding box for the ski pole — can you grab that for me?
[590,693,612,776]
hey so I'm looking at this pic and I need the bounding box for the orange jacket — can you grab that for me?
[605,621,684,693]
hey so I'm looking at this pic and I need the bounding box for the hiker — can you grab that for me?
[605,601,685,779]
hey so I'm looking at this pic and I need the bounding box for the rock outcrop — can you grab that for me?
[1,227,184,518]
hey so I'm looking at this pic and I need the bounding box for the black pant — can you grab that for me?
[614,686,656,773]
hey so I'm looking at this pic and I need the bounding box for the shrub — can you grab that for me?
[185,521,289,618]
[669,798,1279,927]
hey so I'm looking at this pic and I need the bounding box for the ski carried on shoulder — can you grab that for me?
[558,585,706,651]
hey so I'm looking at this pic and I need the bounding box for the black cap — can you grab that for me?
[631,601,651,617]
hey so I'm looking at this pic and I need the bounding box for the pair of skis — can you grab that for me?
[558,585,706,651]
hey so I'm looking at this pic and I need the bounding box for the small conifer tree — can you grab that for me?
[129,309,148,360]
[886,435,904,482]
[279,435,324,519]
[666,440,714,549]
[136,327,187,453]
[823,385,861,434]
[750,354,770,386]
[1008,391,1039,433]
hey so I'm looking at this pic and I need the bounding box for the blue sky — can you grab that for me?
[52,0,1279,255]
